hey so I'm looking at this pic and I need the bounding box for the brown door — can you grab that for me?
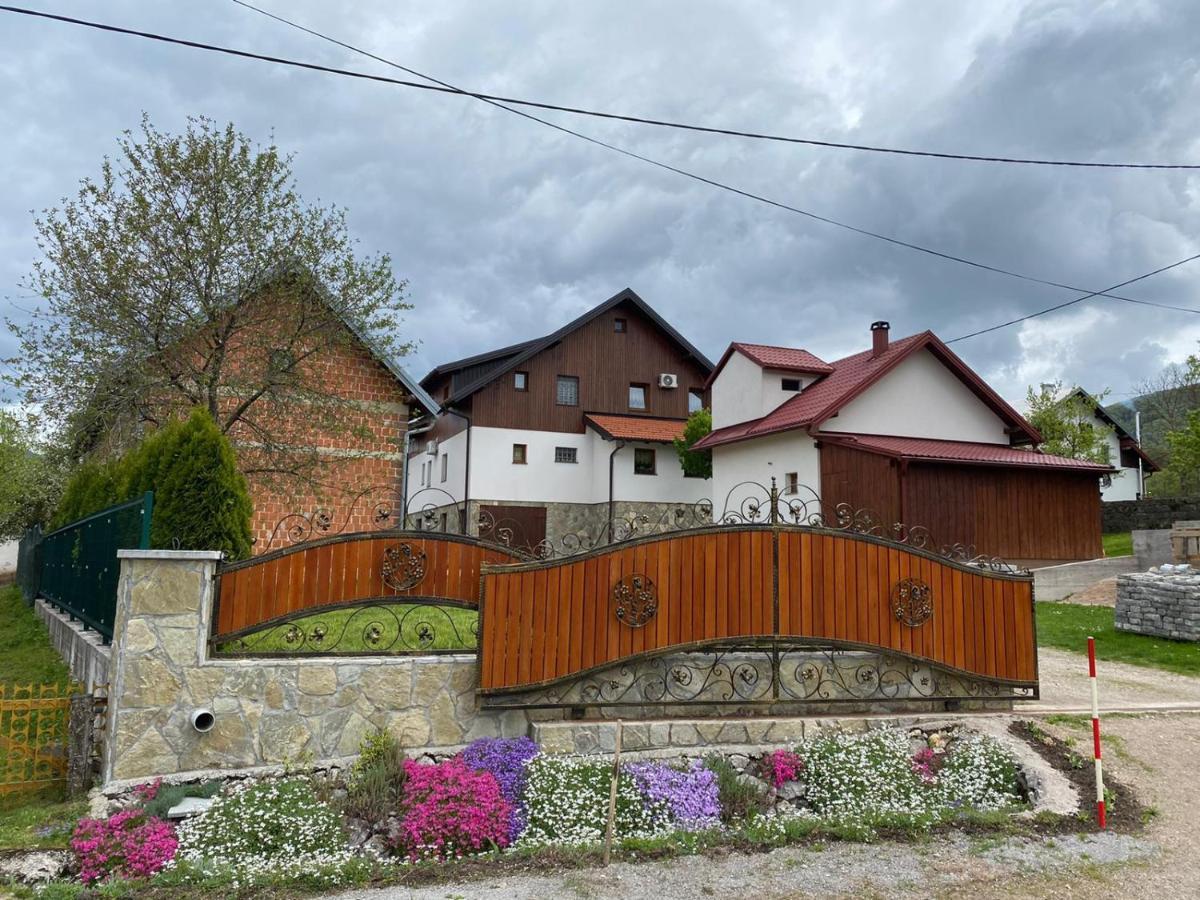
[479,505,548,553]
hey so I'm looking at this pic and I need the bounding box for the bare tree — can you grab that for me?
[4,115,413,497]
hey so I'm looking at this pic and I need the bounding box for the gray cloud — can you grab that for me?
[2,0,1199,411]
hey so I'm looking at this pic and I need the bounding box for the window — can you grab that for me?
[440,512,448,531]
[514,371,528,391]
[629,383,647,410]
[614,317,627,333]
[688,389,704,413]
[512,443,527,464]
[554,446,577,464]
[781,377,802,392]
[784,472,798,495]
[440,454,448,482]
[556,375,579,406]
[634,448,656,475]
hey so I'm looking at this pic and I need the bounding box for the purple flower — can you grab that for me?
[626,760,721,830]
[460,736,540,841]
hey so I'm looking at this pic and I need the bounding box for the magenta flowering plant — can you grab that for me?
[758,750,805,789]
[71,808,178,884]
[132,778,162,803]
[391,758,513,861]
[626,760,721,830]
[910,746,944,784]
[459,736,539,841]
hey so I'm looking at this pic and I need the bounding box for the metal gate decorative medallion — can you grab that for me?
[613,574,657,627]
[891,578,933,627]
[381,543,427,592]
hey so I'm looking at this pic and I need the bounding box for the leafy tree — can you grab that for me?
[1130,344,1200,469]
[673,408,713,479]
[0,411,63,539]
[1147,410,1200,497]
[50,458,122,528]
[4,114,413,500]
[1025,382,1114,465]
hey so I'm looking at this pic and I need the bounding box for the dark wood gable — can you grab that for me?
[466,298,710,433]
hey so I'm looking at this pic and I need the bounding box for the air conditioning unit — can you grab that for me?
[424,439,438,456]
[658,373,679,388]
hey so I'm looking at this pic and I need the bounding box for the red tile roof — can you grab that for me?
[585,413,688,443]
[731,343,834,373]
[821,433,1115,472]
[694,330,1040,449]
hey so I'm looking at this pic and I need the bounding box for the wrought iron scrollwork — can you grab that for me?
[612,574,657,627]
[381,543,427,592]
[891,578,934,627]
[260,485,394,550]
[214,602,478,656]
[481,642,1037,708]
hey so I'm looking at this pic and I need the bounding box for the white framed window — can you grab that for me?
[512,443,528,464]
[634,448,656,475]
[554,446,577,464]
[784,472,798,495]
[514,371,528,391]
[629,383,647,410]
[556,375,579,406]
[440,454,448,482]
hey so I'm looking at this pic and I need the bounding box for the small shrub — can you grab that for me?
[934,734,1022,810]
[520,756,670,847]
[70,808,177,884]
[391,757,512,860]
[758,750,804,789]
[175,779,346,865]
[345,729,407,825]
[626,760,721,830]
[702,754,768,823]
[138,779,222,820]
[459,736,539,841]
[799,729,930,817]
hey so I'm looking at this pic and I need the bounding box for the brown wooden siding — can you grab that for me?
[819,443,1102,562]
[479,527,1036,693]
[213,534,523,639]
[467,299,710,433]
[901,463,1102,562]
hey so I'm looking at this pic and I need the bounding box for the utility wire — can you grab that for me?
[5,2,1199,337]
[945,252,1200,342]
[3,2,1199,172]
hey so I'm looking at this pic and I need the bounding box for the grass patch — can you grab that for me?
[0,586,70,686]
[1036,602,1200,677]
[0,797,86,849]
[217,603,478,653]
[1102,532,1133,557]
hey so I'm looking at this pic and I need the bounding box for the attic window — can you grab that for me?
[614,318,627,333]
[556,375,579,406]
[514,371,528,391]
[781,377,802,392]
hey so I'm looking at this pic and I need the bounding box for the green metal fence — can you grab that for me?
[35,493,154,642]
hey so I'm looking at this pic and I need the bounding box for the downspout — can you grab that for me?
[453,407,473,534]
[399,414,436,526]
[608,440,627,544]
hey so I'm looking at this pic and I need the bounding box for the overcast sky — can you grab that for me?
[3,0,1199,411]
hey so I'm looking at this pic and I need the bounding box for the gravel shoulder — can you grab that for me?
[1022,646,1200,710]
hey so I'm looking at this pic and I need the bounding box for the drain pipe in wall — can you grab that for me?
[607,440,627,544]
[448,406,473,534]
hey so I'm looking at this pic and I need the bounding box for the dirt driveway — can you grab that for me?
[1023,646,1200,712]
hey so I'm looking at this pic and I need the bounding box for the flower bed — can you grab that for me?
[56,725,1027,893]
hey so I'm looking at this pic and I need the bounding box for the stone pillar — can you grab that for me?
[104,550,223,784]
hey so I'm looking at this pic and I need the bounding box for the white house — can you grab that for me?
[404,289,713,549]
[694,322,1114,563]
[1066,388,1158,502]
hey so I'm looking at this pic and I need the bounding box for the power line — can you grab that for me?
[6,2,1200,337]
[945,252,1200,342]
[3,2,1199,172]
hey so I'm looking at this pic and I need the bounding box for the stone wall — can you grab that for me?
[34,599,110,690]
[1103,497,1200,533]
[104,550,533,785]
[1115,571,1200,641]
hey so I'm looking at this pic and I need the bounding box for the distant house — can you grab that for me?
[1067,388,1159,501]
[406,288,713,550]
[694,322,1114,565]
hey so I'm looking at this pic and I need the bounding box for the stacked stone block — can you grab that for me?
[1115,571,1200,641]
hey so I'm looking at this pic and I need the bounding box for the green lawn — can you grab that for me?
[1036,602,1200,677]
[0,586,70,687]
[1102,532,1133,557]
[0,797,86,849]
[219,603,479,653]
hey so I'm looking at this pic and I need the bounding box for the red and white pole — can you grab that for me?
[1088,635,1106,829]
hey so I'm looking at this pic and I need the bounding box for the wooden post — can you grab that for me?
[602,720,624,866]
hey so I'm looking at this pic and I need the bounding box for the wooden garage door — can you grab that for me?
[478,505,547,554]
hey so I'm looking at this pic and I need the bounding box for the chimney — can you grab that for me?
[870,321,890,358]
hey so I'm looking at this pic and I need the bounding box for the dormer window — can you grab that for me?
[781,377,802,392]
[614,318,627,333]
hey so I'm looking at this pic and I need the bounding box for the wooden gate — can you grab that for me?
[212,532,525,655]
[477,525,1037,707]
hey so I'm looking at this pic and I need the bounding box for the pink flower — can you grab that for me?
[390,758,512,861]
[71,809,177,884]
[758,750,805,789]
